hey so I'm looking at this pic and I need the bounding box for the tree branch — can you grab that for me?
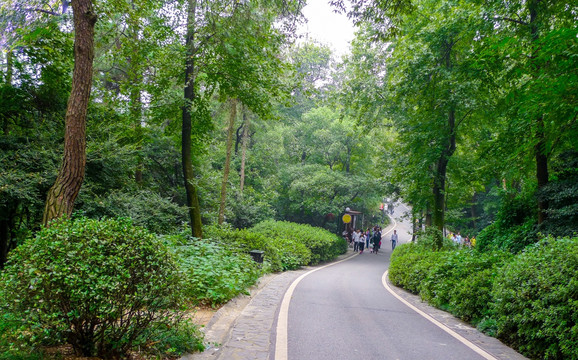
[25,8,61,16]
[455,108,473,129]
[493,16,528,26]
[548,112,577,157]
[349,191,359,203]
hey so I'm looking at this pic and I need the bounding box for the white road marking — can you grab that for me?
[383,215,397,236]
[381,270,497,360]
[274,253,358,360]
[278,207,493,360]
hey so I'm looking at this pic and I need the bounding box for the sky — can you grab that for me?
[298,0,356,57]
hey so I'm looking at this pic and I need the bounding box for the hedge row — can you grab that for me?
[389,236,578,360]
[205,220,348,272]
[251,220,348,266]
[167,233,262,307]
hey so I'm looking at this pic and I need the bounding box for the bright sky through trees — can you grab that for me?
[299,0,355,56]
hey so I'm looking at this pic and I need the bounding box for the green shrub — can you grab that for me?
[538,150,578,237]
[0,311,45,360]
[418,227,445,250]
[271,238,311,271]
[228,189,277,229]
[390,232,578,360]
[0,217,190,359]
[452,250,512,324]
[420,249,511,322]
[204,225,283,272]
[475,222,498,252]
[251,220,347,265]
[492,237,578,360]
[205,221,346,273]
[207,223,312,271]
[168,234,261,306]
[140,319,204,357]
[475,190,538,253]
[477,219,537,253]
[419,249,458,309]
[416,227,457,251]
[389,243,443,294]
[389,242,511,325]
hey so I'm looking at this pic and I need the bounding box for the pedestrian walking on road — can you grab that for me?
[372,227,381,254]
[391,230,398,251]
[359,232,365,254]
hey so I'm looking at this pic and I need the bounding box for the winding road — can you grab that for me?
[277,204,500,360]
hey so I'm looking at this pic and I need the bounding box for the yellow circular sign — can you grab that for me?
[342,214,352,223]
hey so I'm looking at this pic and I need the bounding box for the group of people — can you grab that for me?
[344,226,402,254]
[346,226,392,254]
[449,232,476,247]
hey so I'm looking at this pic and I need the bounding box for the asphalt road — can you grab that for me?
[286,204,488,360]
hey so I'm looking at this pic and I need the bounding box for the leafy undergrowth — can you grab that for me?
[168,233,263,307]
[389,230,578,360]
[0,217,203,360]
[0,218,346,359]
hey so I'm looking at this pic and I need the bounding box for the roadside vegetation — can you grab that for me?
[0,217,346,359]
[1,0,575,359]
[390,229,578,360]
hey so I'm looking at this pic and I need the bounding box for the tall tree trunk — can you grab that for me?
[425,206,432,227]
[5,48,12,85]
[182,0,203,238]
[411,209,418,242]
[432,170,446,231]
[239,107,250,193]
[43,0,97,225]
[432,108,456,231]
[218,98,237,224]
[432,37,457,231]
[529,0,548,224]
[235,123,244,154]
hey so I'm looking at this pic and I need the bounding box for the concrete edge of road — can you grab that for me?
[181,249,359,360]
[382,272,528,360]
[274,250,360,360]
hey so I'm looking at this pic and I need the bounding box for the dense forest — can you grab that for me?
[0,0,392,267]
[0,0,576,358]
[1,0,576,263]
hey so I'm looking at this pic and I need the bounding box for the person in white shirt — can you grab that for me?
[455,232,462,245]
[391,230,398,250]
[352,229,360,252]
[358,232,365,253]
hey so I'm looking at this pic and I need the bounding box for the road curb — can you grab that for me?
[181,250,358,360]
[383,274,528,360]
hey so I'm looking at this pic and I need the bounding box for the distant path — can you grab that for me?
[278,203,495,360]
